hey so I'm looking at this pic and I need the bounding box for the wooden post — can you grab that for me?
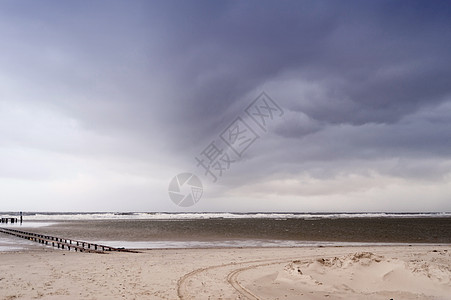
[0,227,131,254]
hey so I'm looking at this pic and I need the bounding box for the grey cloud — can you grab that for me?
[3,1,450,143]
[1,0,451,211]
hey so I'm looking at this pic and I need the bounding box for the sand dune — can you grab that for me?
[0,245,449,299]
[243,250,450,299]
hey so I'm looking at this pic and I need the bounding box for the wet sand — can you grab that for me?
[13,217,451,244]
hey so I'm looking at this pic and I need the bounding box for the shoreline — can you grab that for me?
[1,245,449,299]
[2,232,451,253]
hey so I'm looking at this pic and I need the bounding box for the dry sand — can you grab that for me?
[0,245,449,299]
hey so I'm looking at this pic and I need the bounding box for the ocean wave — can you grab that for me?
[0,212,450,221]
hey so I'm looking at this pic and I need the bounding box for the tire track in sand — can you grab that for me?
[177,257,297,299]
[226,260,293,300]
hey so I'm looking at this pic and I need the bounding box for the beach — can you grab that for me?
[0,245,450,299]
[0,213,450,299]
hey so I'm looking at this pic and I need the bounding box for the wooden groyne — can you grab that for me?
[0,227,138,254]
[1,218,19,224]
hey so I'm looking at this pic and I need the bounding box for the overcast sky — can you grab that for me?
[1,0,450,212]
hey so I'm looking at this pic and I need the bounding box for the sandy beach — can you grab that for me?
[0,245,449,300]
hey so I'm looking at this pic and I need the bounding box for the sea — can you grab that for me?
[1,212,450,252]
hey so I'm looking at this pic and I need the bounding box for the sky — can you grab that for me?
[0,0,450,212]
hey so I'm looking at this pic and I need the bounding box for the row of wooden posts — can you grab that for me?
[0,227,137,254]
[0,218,20,224]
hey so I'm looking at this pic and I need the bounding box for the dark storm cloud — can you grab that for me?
[139,0,451,152]
[3,1,450,142]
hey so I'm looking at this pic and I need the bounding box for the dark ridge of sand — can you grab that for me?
[17,217,451,244]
